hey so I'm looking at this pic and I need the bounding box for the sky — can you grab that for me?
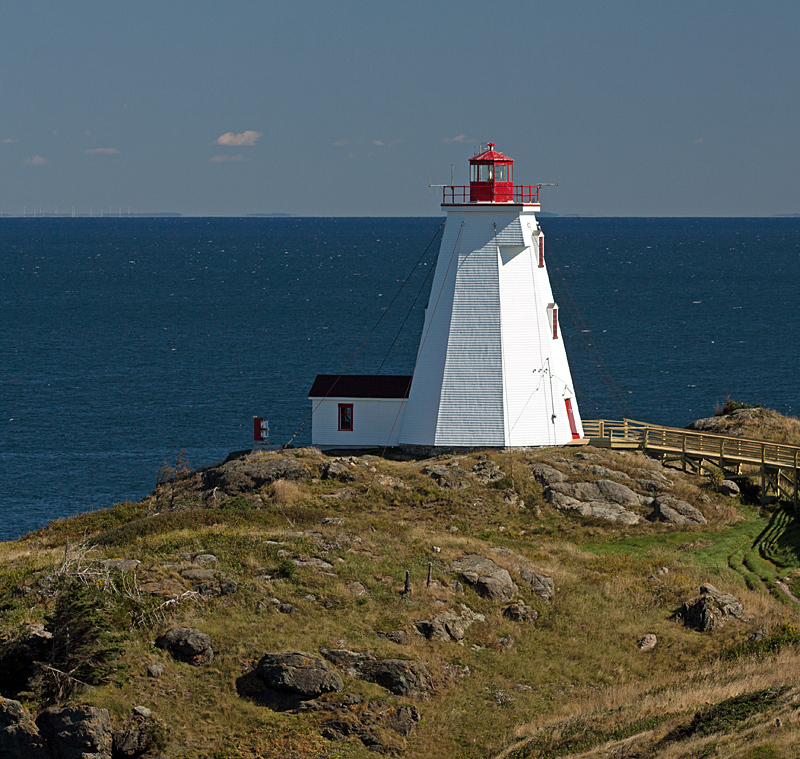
[1,1,798,217]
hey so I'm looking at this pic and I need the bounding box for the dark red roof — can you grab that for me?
[470,147,513,164]
[308,374,413,399]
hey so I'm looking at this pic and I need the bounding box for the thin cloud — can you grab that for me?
[215,130,262,146]
[372,139,403,147]
[373,140,386,146]
[333,140,350,146]
[86,148,119,154]
[210,154,246,162]
[2,138,18,144]
[24,155,46,166]
[694,137,705,144]
[443,134,471,143]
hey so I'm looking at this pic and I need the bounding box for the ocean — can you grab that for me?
[2,216,799,540]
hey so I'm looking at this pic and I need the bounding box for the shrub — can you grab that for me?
[267,479,302,505]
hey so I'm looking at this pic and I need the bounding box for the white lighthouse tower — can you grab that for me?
[398,143,583,448]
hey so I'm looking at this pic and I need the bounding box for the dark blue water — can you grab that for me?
[2,217,799,540]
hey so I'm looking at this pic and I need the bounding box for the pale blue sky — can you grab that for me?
[1,1,798,216]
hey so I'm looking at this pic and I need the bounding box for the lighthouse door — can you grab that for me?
[564,398,579,439]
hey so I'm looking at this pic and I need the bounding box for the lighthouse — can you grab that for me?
[308,143,583,449]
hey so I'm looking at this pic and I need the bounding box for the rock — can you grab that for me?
[321,460,355,481]
[503,489,525,509]
[451,554,516,601]
[503,601,539,626]
[719,480,740,496]
[373,474,407,490]
[220,581,238,595]
[677,584,747,631]
[547,492,641,524]
[279,603,295,614]
[420,464,471,490]
[138,577,187,598]
[193,553,218,565]
[255,652,344,699]
[321,649,435,700]
[650,496,707,525]
[203,456,310,495]
[528,462,565,486]
[291,557,334,571]
[638,634,657,650]
[376,630,409,645]
[100,559,141,573]
[497,635,515,649]
[36,706,112,759]
[180,568,217,581]
[385,705,420,736]
[155,627,214,665]
[414,606,485,642]
[112,708,163,759]
[517,567,555,601]
[146,663,165,678]
[321,517,344,526]
[549,479,646,506]
[0,698,48,759]
[345,581,368,597]
[471,460,504,484]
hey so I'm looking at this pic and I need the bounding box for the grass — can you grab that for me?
[2,441,800,759]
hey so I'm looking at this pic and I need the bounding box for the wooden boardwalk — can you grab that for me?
[582,419,800,507]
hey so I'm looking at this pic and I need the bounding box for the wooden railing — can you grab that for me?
[582,418,800,506]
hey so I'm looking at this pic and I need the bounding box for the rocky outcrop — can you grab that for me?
[543,478,646,525]
[0,698,48,759]
[257,652,344,697]
[112,706,163,759]
[502,601,539,626]
[676,584,747,631]
[202,456,310,495]
[414,606,485,642]
[528,462,566,487]
[650,496,707,525]
[321,649,434,700]
[420,463,471,490]
[489,548,555,601]
[155,627,214,665]
[719,480,740,496]
[451,554,516,601]
[36,705,112,759]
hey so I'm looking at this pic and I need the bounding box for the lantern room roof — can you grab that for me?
[469,143,513,164]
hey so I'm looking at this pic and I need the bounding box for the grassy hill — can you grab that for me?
[2,422,800,758]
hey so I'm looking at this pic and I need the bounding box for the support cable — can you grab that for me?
[284,221,446,447]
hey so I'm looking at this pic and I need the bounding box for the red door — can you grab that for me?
[564,398,579,439]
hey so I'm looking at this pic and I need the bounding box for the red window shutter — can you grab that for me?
[538,236,544,267]
[552,307,558,339]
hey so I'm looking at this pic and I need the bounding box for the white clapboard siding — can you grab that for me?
[399,204,583,447]
[309,397,407,447]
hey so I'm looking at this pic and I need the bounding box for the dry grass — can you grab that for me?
[266,478,304,505]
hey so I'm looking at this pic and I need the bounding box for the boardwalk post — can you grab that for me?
[761,444,766,503]
[643,426,649,453]
[599,420,604,438]
[795,450,798,513]
[719,438,725,472]
[682,435,687,472]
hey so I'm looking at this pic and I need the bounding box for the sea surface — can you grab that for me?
[2,216,800,540]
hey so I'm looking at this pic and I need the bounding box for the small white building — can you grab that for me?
[308,374,411,448]
[309,143,583,450]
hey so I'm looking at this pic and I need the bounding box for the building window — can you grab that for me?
[547,303,559,339]
[338,403,353,431]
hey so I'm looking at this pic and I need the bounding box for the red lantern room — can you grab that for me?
[469,142,514,202]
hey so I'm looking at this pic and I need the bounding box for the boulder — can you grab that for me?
[36,706,112,759]
[112,708,163,759]
[420,464,471,490]
[489,548,555,601]
[255,652,343,698]
[155,627,214,665]
[547,494,641,524]
[650,496,707,525]
[203,456,309,494]
[677,584,747,631]
[321,460,355,481]
[502,601,539,626]
[99,559,141,573]
[321,649,434,700]
[414,606,485,642]
[471,461,504,484]
[638,634,658,651]
[0,698,48,759]
[450,554,516,601]
[376,630,409,645]
[719,480,741,496]
[528,462,565,487]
